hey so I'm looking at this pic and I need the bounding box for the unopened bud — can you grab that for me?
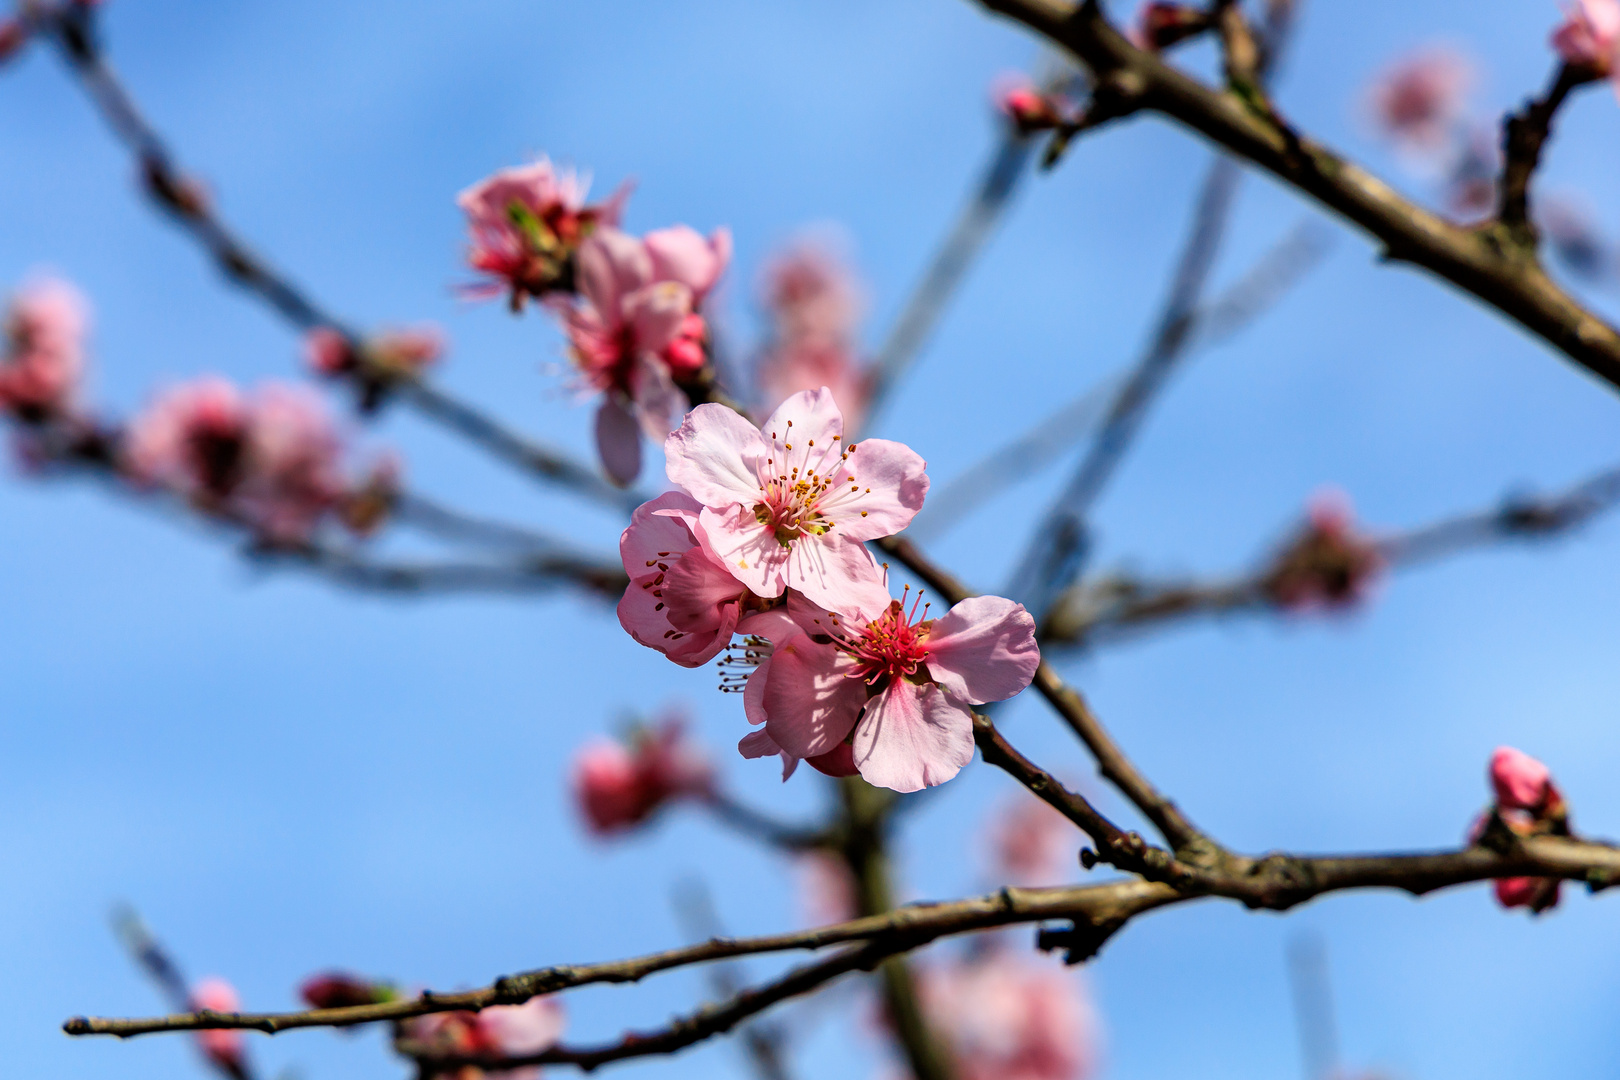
[300,972,394,1010]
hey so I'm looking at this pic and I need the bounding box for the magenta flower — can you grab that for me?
[664,387,927,610]
[1552,0,1620,82]
[618,490,778,667]
[458,157,628,305]
[991,73,1064,132]
[739,565,1039,793]
[1490,745,1564,815]
[570,716,713,835]
[189,977,248,1077]
[919,948,1099,1080]
[0,276,88,420]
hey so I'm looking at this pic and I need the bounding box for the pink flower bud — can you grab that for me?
[570,716,712,835]
[1551,0,1620,75]
[299,971,391,1009]
[304,327,354,375]
[1489,746,1560,814]
[992,75,1062,132]
[0,276,89,420]
[190,977,246,1074]
[661,313,708,377]
[1367,48,1473,154]
[1266,488,1384,610]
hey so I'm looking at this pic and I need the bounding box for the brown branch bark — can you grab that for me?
[973,0,1620,392]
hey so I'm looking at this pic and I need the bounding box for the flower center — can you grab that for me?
[751,420,861,547]
[837,589,932,687]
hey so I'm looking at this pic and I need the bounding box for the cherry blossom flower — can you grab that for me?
[190,977,248,1078]
[1491,746,1565,816]
[986,796,1078,887]
[0,276,88,420]
[1552,0,1620,80]
[458,158,628,306]
[1469,747,1568,913]
[235,383,349,543]
[1367,48,1473,156]
[664,387,927,611]
[565,229,708,485]
[1264,488,1383,610]
[754,240,871,428]
[739,563,1039,793]
[618,491,778,667]
[402,994,565,1080]
[919,948,1099,1080]
[571,715,714,835]
[299,971,396,1009]
[124,376,251,502]
[646,225,732,305]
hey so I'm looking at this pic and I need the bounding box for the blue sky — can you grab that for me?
[2,1,1618,1078]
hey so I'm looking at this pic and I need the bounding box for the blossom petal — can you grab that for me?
[851,682,974,793]
[576,228,651,320]
[662,547,745,639]
[761,636,865,759]
[738,726,799,781]
[666,402,770,509]
[814,436,929,541]
[616,572,725,667]
[785,549,892,633]
[759,387,843,455]
[596,397,643,486]
[645,225,731,299]
[619,490,699,574]
[629,354,689,442]
[697,504,789,597]
[925,596,1040,705]
[625,281,692,353]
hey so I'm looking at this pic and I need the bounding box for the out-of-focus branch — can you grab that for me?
[1499,64,1588,232]
[392,491,592,553]
[1042,463,1620,647]
[970,0,1620,390]
[701,791,835,853]
[256,543,628,598]
[30,4,626,511]
[877,535,1206,854]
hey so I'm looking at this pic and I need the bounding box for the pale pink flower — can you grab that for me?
[458,157,628,304]
[0,276,88,419]
[618,490,777,668]
[571,716,713,835]
[190,977,247,1077]
[742,564,1040,793]
[797,849,858,926]
[987,796,1078,887]
[664,388,927,611]
[1552,0,1620,77]
[1368,48,1473,154]
[758,339,871,434]
[645,224,732,305]
[235,383,347,544]
[755,241,871,428]
[920,948,1099,1080]
[403,994,565,1080]
[124,376,252,501]
[566,228,699,485]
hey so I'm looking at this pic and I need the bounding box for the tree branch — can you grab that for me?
[972,0,1620,392]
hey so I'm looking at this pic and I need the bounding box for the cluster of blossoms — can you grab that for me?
[1470,746,1571,912]
[570,715,714,834]
[917,946,1098,1080]
[459,158,730,485]
[617,387,1040,792]
[754,240,872,430]
[123,376,396,545]
[1263,490,1383,611]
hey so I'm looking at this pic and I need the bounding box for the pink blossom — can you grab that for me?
[1266,488,1384,610]
[0,276,88,419]
[190,977,247,1076]
[1368,48,1473,153]
[645,225,732,304]
[124,378,354,544]
[992,74,1062,132]
[1490,746,1563,815]
[299,971,395,1009]
[797,849,858,926]
[306,325,443,379]
[987,796,1078,887]
[618,491,777,667]
[741,565,1040,793]
[304,327,353,376]
[664,388,927,610]
[403,995,565,1080]
[566,228,699,485]
[920,948,1099,1080]
[755,241,870,428]
[1552,0,1620,77]
[458,157,628,304]
[571,716,713,835]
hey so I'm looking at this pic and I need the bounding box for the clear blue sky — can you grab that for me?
[2,1,1618,1078]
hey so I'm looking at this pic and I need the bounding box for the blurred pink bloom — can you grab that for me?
[664,388,927,610]
[190,977,247,1077]
[403,994,565,1080]
[618,490,775,668]
[1552,0,1620,77]
[0,276,88,419]
[742,565,1040,793]
[1368,48,1473,153]
[299,971,394,1009]
[306,325,444,379]
[1493,876,1550,908]
[304,327,353,376]
[992,73,1063,132]
[920,948,1099,1080]
[1490,746,1563,815]
[645,224,732,304]
[571,716,713,835]
[755,241,870,429]
[125,378,356,544]
[987,797,1077,887]
[566,228,699,485]
[1266,488,1384,610]
[458,157,628,304]
[797,849,858,926]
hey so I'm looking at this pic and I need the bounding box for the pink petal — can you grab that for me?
[698,504,790,597]
[662,546,746,638]
[576,228,652,321]
[616,574,724,667]
[812,436,929,541]
[595,396,643,486]
[620,491,700,574]
[665,402,771,508]
[851,682,975,792]
[784,534,887,615]
[629,353,689,442]
[1490,746,1551,811]
[737,726,799,781]
[925,596,1041,705]
[625,280,693,353]
[761,635,865,759]
[759,387,843,455]
[645,225,730,298]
